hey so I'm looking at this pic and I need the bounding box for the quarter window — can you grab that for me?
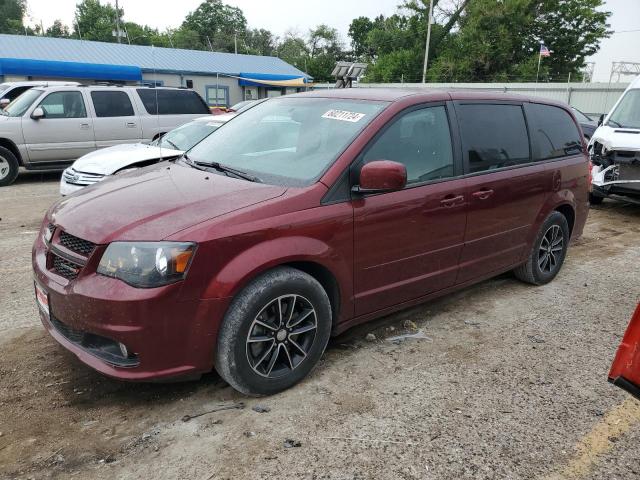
[458,104,530,173]
[91,91,135,117]
[362,106,454,184]
[136,89,211,115]
[528,103,584,160]
[38,91,87,119]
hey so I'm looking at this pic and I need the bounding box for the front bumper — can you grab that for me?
[33,229,231,381]
[60,167,105,196]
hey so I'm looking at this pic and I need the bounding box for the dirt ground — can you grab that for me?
[1,171,640,480]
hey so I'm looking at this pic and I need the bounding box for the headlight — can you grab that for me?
[97,242,195,288]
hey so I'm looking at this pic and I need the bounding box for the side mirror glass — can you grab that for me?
[354,160,407,194]
[31,107,45,120]
[598,114,605,126]
[0,98,9,109]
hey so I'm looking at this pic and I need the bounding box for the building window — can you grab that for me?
[140,79,164,87]
[244,87,257,101]
[206,85,229,107]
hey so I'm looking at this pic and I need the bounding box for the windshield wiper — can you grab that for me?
[607,119,623,128]
[182,155,261,183]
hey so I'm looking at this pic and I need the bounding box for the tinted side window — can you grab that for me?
[528,103,583,160]
[38,91,87,119]
[5,86,31,102]
[458,104,530,173]
[362,106,454,184]
[91,91,135,117]
[136,89,210,115]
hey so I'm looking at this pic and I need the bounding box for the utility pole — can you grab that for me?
[421,0,434,83]
[115,0,122,43]
[234,32,238,54]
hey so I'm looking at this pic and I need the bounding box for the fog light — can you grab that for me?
[118,342,129,358]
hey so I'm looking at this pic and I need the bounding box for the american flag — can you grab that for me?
[540,44,551,57]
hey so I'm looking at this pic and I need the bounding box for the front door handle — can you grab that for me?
[80,123,90,130]
[471,189,494,200]
[126,122,137,128]
[440,194,464,207]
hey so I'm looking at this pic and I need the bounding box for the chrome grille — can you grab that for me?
[62,167,105,186]
[59,231,95,256]
[52,254,82,280]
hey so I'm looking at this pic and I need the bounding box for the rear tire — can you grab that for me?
[0,146,19,187]
[514,211,570,286]
[589,193,604,205]
[215,267,332,396]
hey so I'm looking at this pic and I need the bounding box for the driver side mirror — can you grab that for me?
[353,160,407,194]
[598,114,605,126]
[0,98,9,109]
[31,107,45,120]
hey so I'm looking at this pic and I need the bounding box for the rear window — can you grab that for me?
[457,104,530,173]
[91,91,135,117]
[136,89,210,115]
[528,103,583,161]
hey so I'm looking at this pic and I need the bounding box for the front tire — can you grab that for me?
[514,211,570,285]
[0,146,19,187]
[215,267,332,396]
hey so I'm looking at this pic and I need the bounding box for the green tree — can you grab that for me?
[182,0,247,52]
[306,24,344,81]
[46,19,71,38]
[348,16,375,59]
[0,0,26,34]
[243,28,277,56]
[428,0,611,82]
[74,0,122,43]
[276,32,309,72]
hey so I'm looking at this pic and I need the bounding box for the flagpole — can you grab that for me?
[535,48,542,94]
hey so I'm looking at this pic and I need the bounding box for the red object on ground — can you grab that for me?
[609,304,640,400]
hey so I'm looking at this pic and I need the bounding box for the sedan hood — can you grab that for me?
[50,162,286,243]
[72,143,183,176]
[591,125,640,152]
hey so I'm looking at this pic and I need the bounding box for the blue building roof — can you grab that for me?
[0,34,310,79]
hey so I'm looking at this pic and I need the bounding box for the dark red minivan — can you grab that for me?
[33,89,589,395]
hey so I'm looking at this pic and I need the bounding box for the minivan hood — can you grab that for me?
[591,125,640,152]
[50,162,286,243]
[72,143,183,176]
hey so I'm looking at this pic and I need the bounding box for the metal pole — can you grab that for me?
[421,0,434,83]
[115,0,122,44]
[535,50,542,93]
[234,33,238,54]
[566,72,571,103]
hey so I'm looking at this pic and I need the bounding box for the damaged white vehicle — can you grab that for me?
[589,76,640,205]
[60,114,233,196]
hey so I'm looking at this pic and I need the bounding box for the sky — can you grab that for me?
[22,0,640,82]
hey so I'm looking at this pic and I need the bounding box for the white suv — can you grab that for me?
[0,85,211,186]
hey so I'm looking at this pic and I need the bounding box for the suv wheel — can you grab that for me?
[215,267,332,396]
[514,211,570,285]
[0,146,19,187]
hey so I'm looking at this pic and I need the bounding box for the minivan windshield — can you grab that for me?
[2,88,42,117]
[187,97,387,186]
[608,89,640,129]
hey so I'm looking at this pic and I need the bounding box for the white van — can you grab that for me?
[0,85,211,186]
[589,76,640,205]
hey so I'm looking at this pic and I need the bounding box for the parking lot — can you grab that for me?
[1,172,640,480]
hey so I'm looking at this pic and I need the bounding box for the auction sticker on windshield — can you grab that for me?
[322,110,366,122]
[35,282,50,320]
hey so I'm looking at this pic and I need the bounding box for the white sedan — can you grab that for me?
[60,114,233,196]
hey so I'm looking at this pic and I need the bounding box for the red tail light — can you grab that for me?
[588,160,593,192]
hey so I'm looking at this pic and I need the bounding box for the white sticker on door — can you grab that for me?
[322,109,366,122]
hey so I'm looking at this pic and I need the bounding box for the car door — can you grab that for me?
[353,103,467,316]
[89,90,143,148]
[21,89,96,163]
[610,304,640,400]
[454,101,552,283]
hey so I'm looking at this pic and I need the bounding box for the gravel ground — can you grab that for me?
[1,171,639,480]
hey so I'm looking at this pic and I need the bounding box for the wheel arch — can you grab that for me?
[0,137,23,165]
[201,237,350,330]
[554,203,576,236]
